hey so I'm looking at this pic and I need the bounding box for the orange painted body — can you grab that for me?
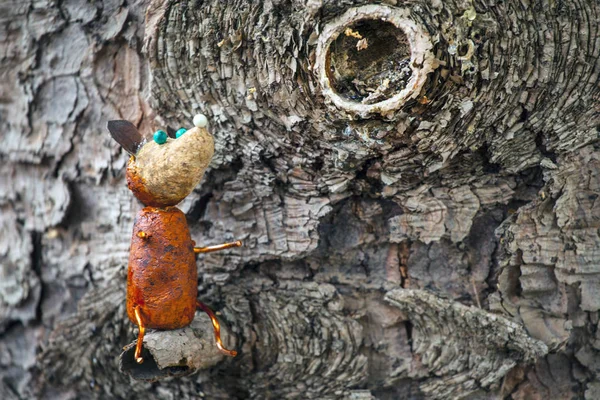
[126,206,197,329]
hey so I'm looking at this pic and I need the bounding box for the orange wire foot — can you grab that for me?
[196,300,237,357]
[134,306,146,364]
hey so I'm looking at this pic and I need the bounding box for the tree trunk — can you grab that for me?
[1,0,599,399]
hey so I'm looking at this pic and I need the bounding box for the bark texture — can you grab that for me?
[1,0,599,399]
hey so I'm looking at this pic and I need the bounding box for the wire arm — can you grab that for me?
[194,240,242,254]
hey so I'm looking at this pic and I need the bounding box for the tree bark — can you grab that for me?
[1,0,599,399]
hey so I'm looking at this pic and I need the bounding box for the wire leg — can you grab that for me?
[194,240,242,254]
[134,306,146,364]
[196,300,237,357]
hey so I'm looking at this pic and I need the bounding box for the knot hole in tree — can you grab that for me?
[315,5,435,118]
[326,19,412,105]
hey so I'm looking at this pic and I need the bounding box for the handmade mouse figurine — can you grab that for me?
[108,114,241,364]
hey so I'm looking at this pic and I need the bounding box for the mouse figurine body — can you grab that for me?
[108,114,240,364]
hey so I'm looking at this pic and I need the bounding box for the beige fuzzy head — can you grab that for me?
[107,116,214,207]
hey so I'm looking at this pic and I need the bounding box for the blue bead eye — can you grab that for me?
[175,128,187,138]
[153,130,168,144]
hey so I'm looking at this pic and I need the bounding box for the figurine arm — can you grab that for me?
[194,240,242,254]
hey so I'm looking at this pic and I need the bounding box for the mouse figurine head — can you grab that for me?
[107,114,214,207]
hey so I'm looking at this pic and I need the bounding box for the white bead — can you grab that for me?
[193,114,208,128]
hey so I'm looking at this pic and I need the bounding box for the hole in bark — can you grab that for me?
[315,5,435,117]
[326,20,412,105]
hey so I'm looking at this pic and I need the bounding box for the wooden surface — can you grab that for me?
[1,0,600,399]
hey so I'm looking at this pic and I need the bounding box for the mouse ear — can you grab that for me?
[166,126,177,139]
[107,120,145,155]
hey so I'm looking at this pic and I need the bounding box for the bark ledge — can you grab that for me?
[119,313,235,382]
